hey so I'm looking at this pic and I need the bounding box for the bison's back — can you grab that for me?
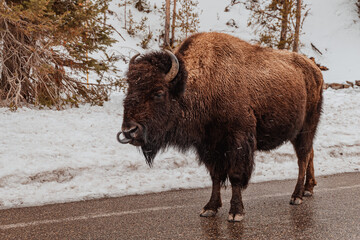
[175,32,323,150]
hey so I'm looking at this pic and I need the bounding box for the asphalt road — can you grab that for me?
[0,172,359,240]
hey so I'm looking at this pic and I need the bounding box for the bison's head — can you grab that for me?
[118,50,186,165]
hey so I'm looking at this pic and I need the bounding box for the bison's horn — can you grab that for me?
[129,53,140,65]
[164,50,179,82]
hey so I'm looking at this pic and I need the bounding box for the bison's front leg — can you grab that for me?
[200,175,223,217]
[228,178,245,222]
[198,145,227,217]
[227,133,256,222]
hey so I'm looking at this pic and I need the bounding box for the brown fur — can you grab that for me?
[122,32,323,220]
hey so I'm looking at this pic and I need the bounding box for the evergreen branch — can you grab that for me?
[105,22,126,41]
[0,1,121,109]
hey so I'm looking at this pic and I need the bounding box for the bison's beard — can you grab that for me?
[141,144,159,167]
[140,131,166,167]
[140,122,171,167]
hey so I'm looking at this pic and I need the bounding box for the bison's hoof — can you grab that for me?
[228,213,244,222]
[303,190,313,197]
[290,197,303,205]
[200,209,217,217]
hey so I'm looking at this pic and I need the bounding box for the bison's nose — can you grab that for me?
[122,121,142,140]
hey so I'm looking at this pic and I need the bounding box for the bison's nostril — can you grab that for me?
[123,126,138,134]
[129,126,139,137]
[122,124,141,139]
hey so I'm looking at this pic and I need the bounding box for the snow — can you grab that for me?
[195,0,360,83]
[1,89,359,209]
[301,0,360,83]
[1,0,360,209]
[107,0,360,83]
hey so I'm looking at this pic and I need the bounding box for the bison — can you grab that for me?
[117,32,323,222]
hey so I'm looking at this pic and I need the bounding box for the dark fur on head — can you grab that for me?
[125,51,187,165]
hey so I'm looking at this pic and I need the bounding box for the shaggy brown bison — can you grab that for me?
[117,32,323,222]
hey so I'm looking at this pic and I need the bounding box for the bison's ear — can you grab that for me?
[169,57,187,98]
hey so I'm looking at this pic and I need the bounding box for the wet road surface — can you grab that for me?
[0,172,359,239]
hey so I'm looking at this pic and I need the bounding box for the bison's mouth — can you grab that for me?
[117,122,147,147]
[129,139,143,146]
[117,131,145,146]
[117,128,160,166]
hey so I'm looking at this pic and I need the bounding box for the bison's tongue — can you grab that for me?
[117,131,132,144]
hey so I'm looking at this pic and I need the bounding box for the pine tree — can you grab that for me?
[0,0,120,109]
[278,0,290,49]
[158,0,199,46]
[120,0,153,49]
[176,0,200,40]
[170,0,177,46]
[164,0,171,47]
[293,0,301,52]
[245,0,309,50]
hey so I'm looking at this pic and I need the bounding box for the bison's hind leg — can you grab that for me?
[290,147,316,205]
[303,149,317,197]
[290,97,322,205]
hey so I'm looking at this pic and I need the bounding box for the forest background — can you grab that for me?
[1,0,359,109]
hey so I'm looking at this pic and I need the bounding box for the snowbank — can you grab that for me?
[1,89,359,209]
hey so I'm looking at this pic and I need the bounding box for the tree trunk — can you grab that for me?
[164,0,171,47]
[0,20,32,103]
[278,0,290,49]
[293,0,301,52]
[170,0,176,47]
[124,0,127,29]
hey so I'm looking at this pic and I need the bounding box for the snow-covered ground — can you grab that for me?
[1,89,359,209]
[0,0,359,209]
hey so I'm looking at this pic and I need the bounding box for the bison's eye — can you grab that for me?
[153,90,165,101]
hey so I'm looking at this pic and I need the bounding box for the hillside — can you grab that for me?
[110,0,360,83]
